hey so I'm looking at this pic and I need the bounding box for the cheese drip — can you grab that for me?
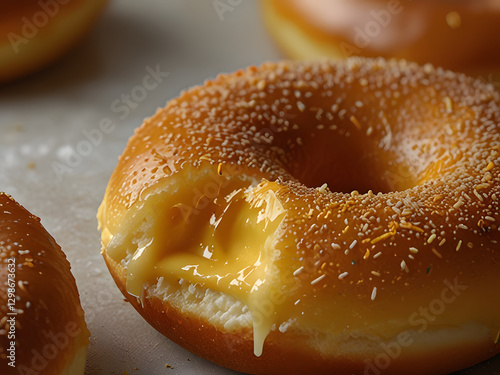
[102,168,500,359]
[105,169,286,356]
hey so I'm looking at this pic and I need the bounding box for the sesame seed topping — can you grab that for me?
[371,287,377,301]
[400,222,424,233]
[350,116,362,130]
[311,274,326,285]
[485,162,495,172]
[338,272,349,280]
[371,232,392,244]
[293,266,304,277]
[401,209,413,216]
[473,189,484,202]
[453,198,464,209]
[401,260,409,273]
[318,183,328,193]
[427,233,437,244]
[433,195,444,202]
[444,96,453,113]
[432,248,443,259]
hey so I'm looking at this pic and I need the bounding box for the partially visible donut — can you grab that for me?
[98,58,500,375]
[0,0,108,83]
[0,193,89,374]
[261,0,500,78]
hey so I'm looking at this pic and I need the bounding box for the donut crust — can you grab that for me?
[99,58,500,375]
[0,193,89,374]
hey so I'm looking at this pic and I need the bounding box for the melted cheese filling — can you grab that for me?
[102,166,500,358]
[104,168,286,356]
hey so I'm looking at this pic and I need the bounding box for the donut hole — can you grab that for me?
[289,145,402,194]
[269,124,417,194]
[253,91,448,194]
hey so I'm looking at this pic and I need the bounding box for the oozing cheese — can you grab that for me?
[101,165,500,360]
[104,168,286,356]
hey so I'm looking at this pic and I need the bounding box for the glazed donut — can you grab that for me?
[0,193,89,374]
[98,58,500,375]
[0,0,108,83]
[261,0,500,77]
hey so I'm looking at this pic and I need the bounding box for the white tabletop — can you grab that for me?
[0,1,498,374]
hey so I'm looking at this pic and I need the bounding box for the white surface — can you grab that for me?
[0,1,498,374]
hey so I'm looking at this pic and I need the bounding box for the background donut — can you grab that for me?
[261,0,500,84]
[0,193,89,375]
[0,0,108,83]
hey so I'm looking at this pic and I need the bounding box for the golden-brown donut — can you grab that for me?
[98,58,500,375]
[0,193,89,374]
[0,0,108,83]
[261,0,500,80]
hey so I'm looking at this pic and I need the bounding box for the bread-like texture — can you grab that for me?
[99,58,500,374]
[0,193,89,375]
[103,250,498,375]
[0,0,108,83]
